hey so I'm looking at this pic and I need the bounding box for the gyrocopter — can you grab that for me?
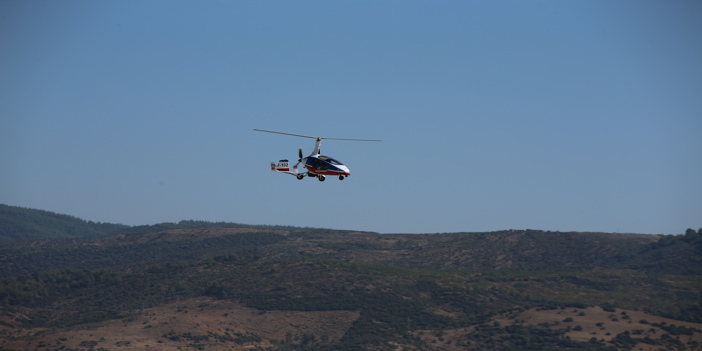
[254,129,381,181]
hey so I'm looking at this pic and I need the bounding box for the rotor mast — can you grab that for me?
[312,137,322,155]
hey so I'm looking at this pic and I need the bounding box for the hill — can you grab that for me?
[0,206,700,350]
[1,226,699,279]
[0,204,129,244]
[0,203,312,244]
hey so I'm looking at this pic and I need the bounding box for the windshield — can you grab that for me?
[319,155,342,165]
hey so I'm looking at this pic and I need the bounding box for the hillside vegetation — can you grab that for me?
[0,206,700,350]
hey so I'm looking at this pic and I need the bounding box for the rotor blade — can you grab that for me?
[298,147,303,160]
[253,129,317,139]
[322,137,382,142]
[253,129,381,142]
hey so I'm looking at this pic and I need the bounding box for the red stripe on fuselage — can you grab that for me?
[305,166,349,176]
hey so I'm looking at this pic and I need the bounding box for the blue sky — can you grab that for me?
[1,1,700,234]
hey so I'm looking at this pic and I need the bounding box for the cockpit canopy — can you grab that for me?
[318,155,343,165]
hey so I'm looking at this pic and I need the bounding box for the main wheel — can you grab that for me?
[318,175,326,182]
[296,174,304,180]
[339,175,344,180]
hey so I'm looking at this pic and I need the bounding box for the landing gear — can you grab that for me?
[339,175,345,180]
[318,175,326,182]
[296,174,304,180]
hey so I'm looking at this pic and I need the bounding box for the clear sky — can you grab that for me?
[1,1,700,235]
